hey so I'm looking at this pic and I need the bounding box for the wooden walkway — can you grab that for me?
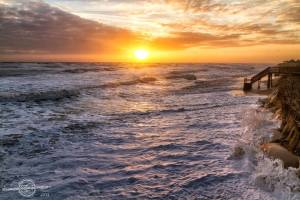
[243,66,300,91]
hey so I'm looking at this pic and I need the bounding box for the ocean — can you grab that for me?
[1,63,299,199]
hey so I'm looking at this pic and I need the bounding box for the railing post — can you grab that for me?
[243,77,252,91]
[267,73,271,89]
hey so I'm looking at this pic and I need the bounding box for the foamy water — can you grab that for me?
[0,63,299,199]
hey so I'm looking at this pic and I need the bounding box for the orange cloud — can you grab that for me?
[0,0,299,62]
[149,32,241,50]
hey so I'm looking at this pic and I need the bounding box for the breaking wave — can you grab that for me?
[93,77,157,89]
[0,89,79,102]
[0,76,158,103]
[233,108,300,199]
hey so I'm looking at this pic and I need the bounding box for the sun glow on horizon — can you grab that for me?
[134,49,149,61]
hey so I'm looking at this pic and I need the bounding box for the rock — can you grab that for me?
[229,146,245,160]
[261,143,299,168]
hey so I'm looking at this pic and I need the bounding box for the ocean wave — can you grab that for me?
[165,78,239,95]
[62,122,101,133]
[166,74,197,81]
[108,107,188,120]
[145,143,185,152]
[0,89,79,102]
[182,78,235,90]
[188,140,226,151]
[86,77,157,90]
[0,68,53,77]
[94,177,139,190]
[0,76,158,103]
[182,173,243,189]
[109,103,253,121]
[0,133,23,147]
[62,68,101,74]
[0,63,277,199]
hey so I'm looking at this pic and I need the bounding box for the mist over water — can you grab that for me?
[0,63,298,199]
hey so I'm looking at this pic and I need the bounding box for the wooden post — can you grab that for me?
[243,77,252,91]
[267,73,271,89]
[258,80,261,89]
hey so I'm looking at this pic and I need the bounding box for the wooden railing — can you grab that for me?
[243,65,300,91]
[250,67,271,83]
[271,67,300,75]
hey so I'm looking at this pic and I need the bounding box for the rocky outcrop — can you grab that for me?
[261,143,299,168]
[263,60,300,167]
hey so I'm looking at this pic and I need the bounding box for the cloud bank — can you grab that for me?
[0,0,299,61]
[0,1,139,55]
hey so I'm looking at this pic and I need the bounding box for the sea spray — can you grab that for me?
[234,107,300,199]
[253,154,300,200]
[231,108,276,167]
[240,107,277,145]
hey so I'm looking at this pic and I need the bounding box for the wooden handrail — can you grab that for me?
[271,66,300,75]
[244,65,300,91]
[250,67,271,83]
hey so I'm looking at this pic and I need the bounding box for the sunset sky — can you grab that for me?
[0,0,299,63]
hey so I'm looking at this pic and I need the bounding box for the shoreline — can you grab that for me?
[260,61,300,169]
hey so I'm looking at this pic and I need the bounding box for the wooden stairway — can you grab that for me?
[243,66,300,91]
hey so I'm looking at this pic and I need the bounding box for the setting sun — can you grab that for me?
[134,49,149,61]
[2,1,300,199]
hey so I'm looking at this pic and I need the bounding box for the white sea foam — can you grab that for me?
[234,107,300,199]
[253,154,300,200]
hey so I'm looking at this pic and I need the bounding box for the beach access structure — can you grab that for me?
[243,63,300,91]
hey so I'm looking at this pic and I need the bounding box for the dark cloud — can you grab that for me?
[0,0,299,59]
[0,1,140,55]
[0,0,243,55]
